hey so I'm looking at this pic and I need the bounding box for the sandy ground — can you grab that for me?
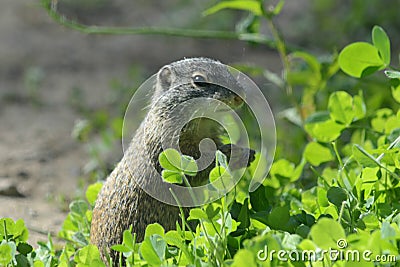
[0,0,292,244]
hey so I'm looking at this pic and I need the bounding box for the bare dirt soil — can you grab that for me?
[0,0,299,244]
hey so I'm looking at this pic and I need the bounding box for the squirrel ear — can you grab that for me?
[157,65,173,91]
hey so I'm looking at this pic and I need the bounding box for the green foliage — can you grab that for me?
[0,186,106,266]
[372,26,391,66]
[58,200,91,247]
[203,0,263,16]
[338,42,385,78]
[71,66,144,183]
[127,8,399,265]
[74,244,105,266]
[338,26,392,78]
[304,142,334,166]
[0,218,31,267]
[3,2,400,267]
[159,148,198,185]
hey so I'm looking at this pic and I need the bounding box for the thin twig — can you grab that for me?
[41,0,278,48]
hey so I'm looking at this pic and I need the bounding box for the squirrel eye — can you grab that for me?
[192,74,207,84]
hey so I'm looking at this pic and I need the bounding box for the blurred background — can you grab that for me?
[1,0,399,243]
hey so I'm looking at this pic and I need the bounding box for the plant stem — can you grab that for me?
[169,188,194,238]
[182,174,200,206]
[332,141,344,168]
[41,0,277,48]
[338,201,346,223]
[266,19,291,95]
[3,220,7,242]
[264,14,303,121]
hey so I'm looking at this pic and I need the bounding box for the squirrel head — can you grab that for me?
[154,57,245,110]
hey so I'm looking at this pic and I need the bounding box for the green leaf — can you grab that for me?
[361,213,380,230]
[381,221,396,239]
[304,142,334,166]
[298,239,317,251]
[70,200,88,217]
[71,232,88,247]
[150,235,166,261]
[317,187,329,208]
[310,218,346,249]
[231,249,257,267]
[122,230,135,250]
[209,166,226,183]
[249,186,269,212]
[338,42,384,78]
[17,242,33,256]
[209,166,230,190]
[224,213,238,233]
[372,26,390,65]
[33,261,45,267]
[159,149,198,177]
[181,155,198,176]
[295,224,310,238]
[327,187,348,207]
[353,93,366,120]
[74,245,103,265]
[203,0,262,17]
[305,111,330,124]
[0,218,29,243]
[85,182,103,206]
[145,223,165,238]
[140,237,162,266]
[205,204,220,220]
[188,208,208,221]
[15,254,29,267]
[159,148,181,172]
[111,244,131,253]
[14,219,29,242]
[353,145,380,168]
[0,219,12,241]
[161,170,183,184]
[267,206,293,232]
[216,150,229,169]
[270,159,295,179]
[371,108,393,132]
[328,91,355,125]
[0,243,13,266]
[391,84,400,103]
[164,231,183,247]
[385,70,400,79]
[305,112,345,142]
[237,198,250,229]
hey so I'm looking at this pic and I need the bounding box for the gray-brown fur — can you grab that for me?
[90,58,253,265]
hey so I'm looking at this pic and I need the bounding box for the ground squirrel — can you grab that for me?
[90,57,254,264]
